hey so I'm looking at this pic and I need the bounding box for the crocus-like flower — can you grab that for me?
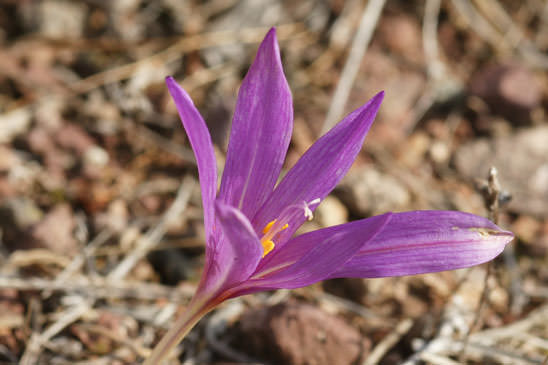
[145,28,513,364]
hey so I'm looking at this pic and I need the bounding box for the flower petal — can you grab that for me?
[219,28,293,219]
[329,211,513,278]
[166,77,217,238]
[213,201,263,288]
[252,91,384,245]
[246,212,392,290]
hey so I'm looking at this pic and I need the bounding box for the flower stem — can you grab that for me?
[144,299,213,365]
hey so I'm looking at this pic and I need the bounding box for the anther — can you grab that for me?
[262,240,275,257]
[263,220,276,234]
[260,219,289,257]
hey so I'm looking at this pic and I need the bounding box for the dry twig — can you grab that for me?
[363,318,413,365]
[0,276,194,302]
[20,298,91,365]
[322,0,386,133]
[107,176,195,281]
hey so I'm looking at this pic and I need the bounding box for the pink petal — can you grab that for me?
[219,28,293,220]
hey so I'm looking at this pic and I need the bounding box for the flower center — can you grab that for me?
[258,198,321,258]
[260,219,288,257]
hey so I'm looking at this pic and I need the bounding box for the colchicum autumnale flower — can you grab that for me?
[145,28,513,363]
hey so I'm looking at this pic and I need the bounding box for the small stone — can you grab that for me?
[512,215,541,245]
[397,132,430,168]
[84,146,109,167]
[0,108,31,143]
[489,285,509,312]
[0,146,20,171]
[96,199,128,233]
[429,140,450,164]
[316,196,348,227]
[338,167,410,216]
[0,198,43,233]
[402,295,428,317]
[0,178,15,199]
[35,97,63,130]
[27,127,55,155]
[39,0,86,39]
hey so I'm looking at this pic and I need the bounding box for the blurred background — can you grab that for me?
[0,0,547,364]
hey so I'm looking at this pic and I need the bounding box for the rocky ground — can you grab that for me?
[0,1,547,364]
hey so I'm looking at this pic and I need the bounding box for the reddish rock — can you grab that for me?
[55,123,95,155]
[469,64,541,124]
[235,301,370,365]
[29,204,77,255]
[0,200,77,255]
[512,215,541,246]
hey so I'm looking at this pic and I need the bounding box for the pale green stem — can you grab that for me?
[144,299,214,365]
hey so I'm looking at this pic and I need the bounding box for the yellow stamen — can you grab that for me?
[263,220,276,234]
[262,240,275,257]
[260,219,289,257]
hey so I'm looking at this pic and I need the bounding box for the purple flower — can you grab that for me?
[145,28,513,363]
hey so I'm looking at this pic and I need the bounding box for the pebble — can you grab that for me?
[455,125,548,217]
[469,63,541,124]
[338,167,410,216]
